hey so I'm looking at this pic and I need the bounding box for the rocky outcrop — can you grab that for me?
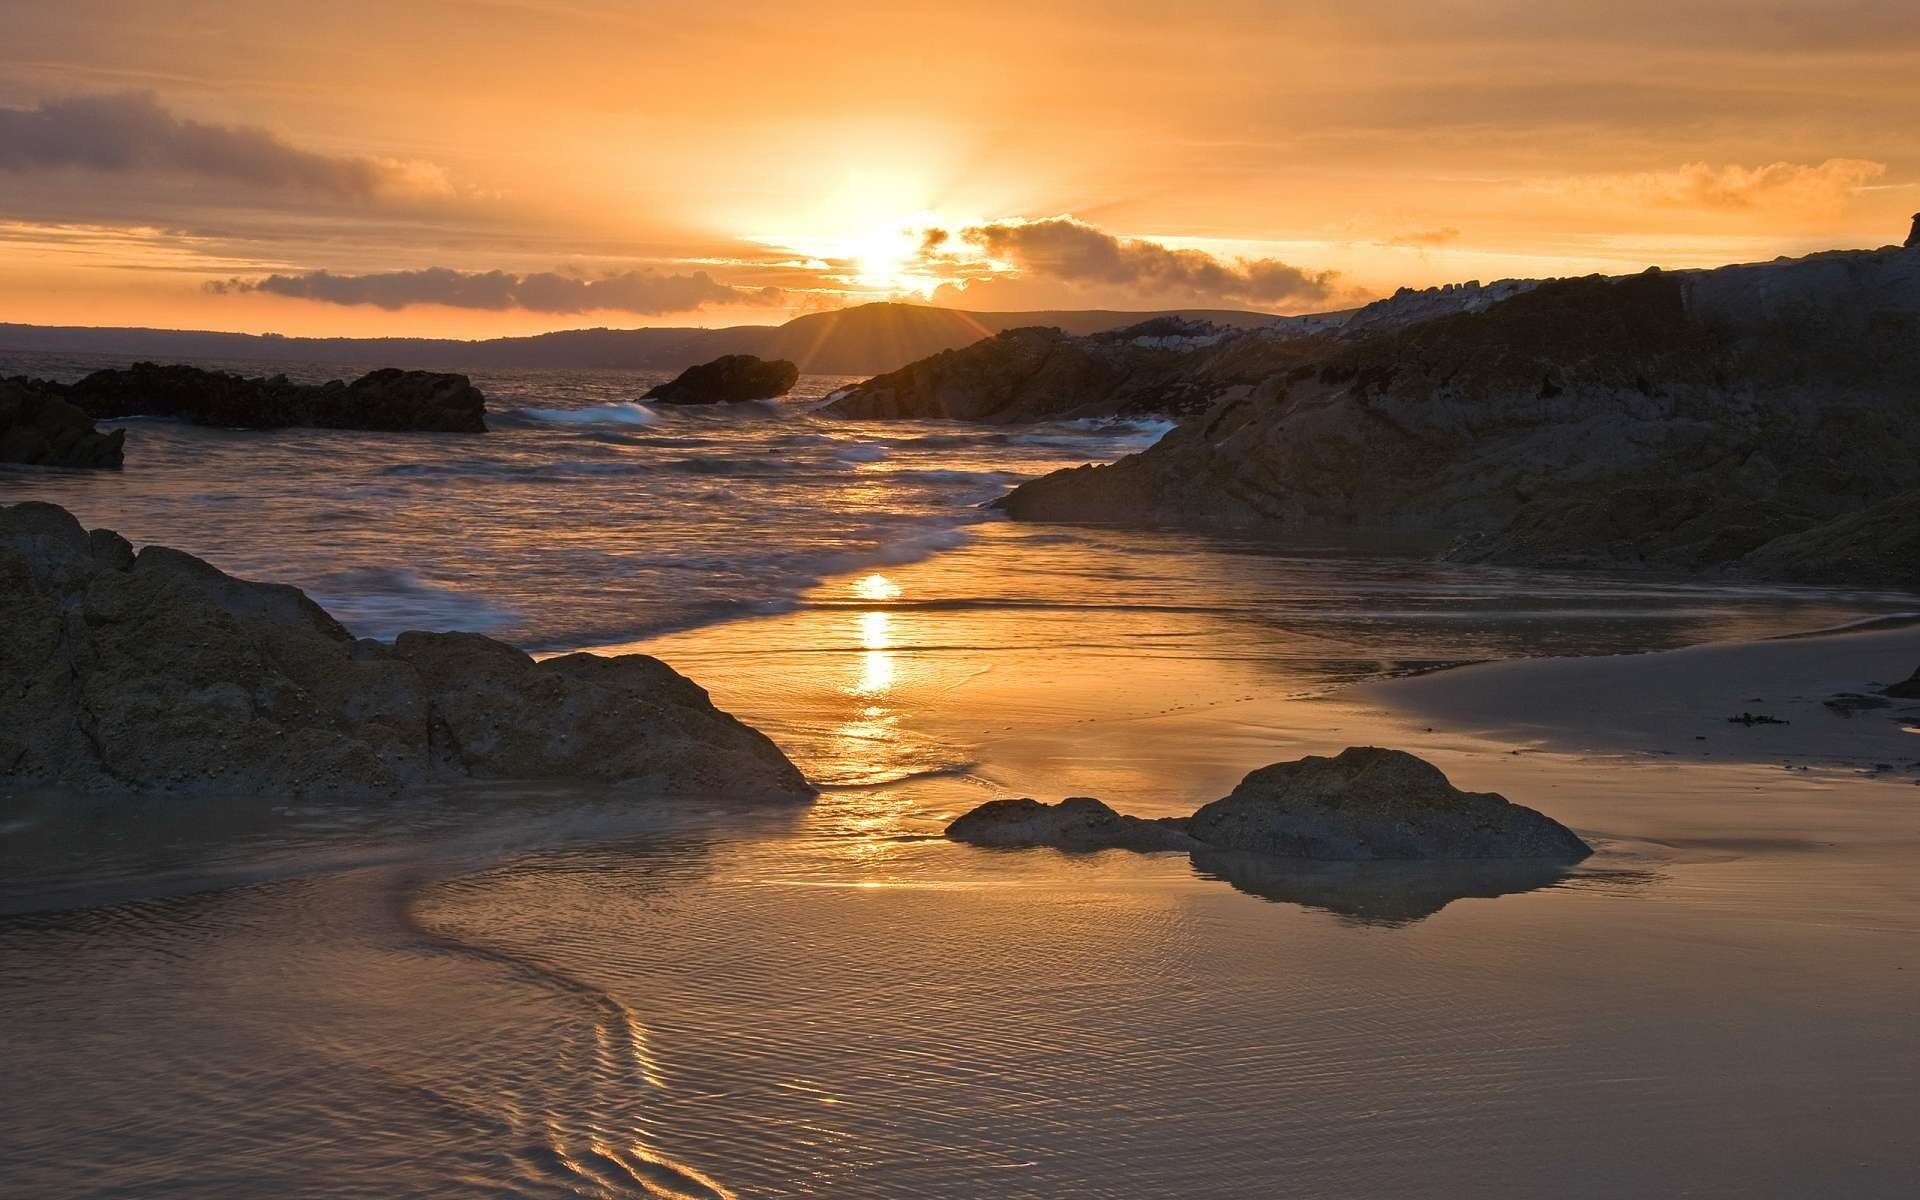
[946,747,1588,863]
[0,502,811,800]
[1000,246,1920,586]
[643,355,798,404]
[945,796,1201,852]
[1185,748,1590,861]
[1887,666,1920,699]
[822,318,1273,423]
[14,363,488,432]
[0,380,124,468]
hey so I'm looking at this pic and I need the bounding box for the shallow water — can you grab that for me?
[4,356,1918,1197]
[0,351,1170,646]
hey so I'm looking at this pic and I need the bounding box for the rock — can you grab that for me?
[20,363,488,432]
[1908,213,1920,249]
[944,796,1201,852]
[1824,693,1892,717]
[643,355,798,404]
[946,748,1589,868]
[0,379,124,468]
[0,501,811,800]
[1738,489,1920,590]
[998,246,1920,587]
[823,318,1263,423]
[1887,666,1920,699]
[1185,748,1592,861]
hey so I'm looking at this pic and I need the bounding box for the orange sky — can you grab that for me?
[2,1,1916,337]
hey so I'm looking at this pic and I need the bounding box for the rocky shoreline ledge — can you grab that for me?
[0,501,812,800]
[995,244,1920,587]
[6,363,489,433]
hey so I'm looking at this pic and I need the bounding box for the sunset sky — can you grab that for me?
[2,0,1916,337]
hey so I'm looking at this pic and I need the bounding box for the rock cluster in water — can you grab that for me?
[643,354,798,405]
[10,363,489,432]
[0,502,813,800]
[0,379,124,468]
[947,747,1590,862]
[984,245,1920,588]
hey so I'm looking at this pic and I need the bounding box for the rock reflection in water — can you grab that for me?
[1189,849,1607,926]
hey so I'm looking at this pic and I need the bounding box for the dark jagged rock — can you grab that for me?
[945,747,1588,867]
[19,362,488,432]
[0,379,124,468]
[822,318,1266,423]
[1185,748,1591,861]
[1886,666,1920,699]
[1908,213,1920,249]
[945,796,1200,851]
[0,501,811,800]
[643,354,798,405]
[999,247,1920,587]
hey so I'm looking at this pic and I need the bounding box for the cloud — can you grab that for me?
[0,92,445,200]
[210,266,786,314]
[951,217,1336,306]
[1387,226,1462,247]
[1537,159,1887,215]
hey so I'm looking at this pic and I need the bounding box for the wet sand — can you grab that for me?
[8,534,1918,1197]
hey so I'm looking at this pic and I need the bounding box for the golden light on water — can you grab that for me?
[853,573,903,601]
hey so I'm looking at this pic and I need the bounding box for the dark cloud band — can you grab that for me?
[956,217,1336,305]
[0,92,425,199]
[210,267,785,314]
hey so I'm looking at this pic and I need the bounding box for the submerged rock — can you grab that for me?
[945,796,1200,852]
[0,380,124,468]
[1887,666,1920,699]
[1186,748,1592,861]
[19,363,488,432]
[0,501,812,800]
[643,355,798,404]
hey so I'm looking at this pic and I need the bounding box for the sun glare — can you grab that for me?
[853,573,903,601]
[752,210,962,298]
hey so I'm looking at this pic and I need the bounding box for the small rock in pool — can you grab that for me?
[945,796,1200,852]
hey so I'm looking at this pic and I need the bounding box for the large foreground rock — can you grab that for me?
[0,380,124,468]
[946,747,1588,863]
[643,355,798,404]
[1000,245,1920,587]
[15,363,488,432]
[1185,748,1591,861]
[946,796,1200,851]
[0,502,811,800]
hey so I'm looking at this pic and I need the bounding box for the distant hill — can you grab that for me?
[0,303,1281,377]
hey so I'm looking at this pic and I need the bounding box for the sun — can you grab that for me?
[752,210,962,299]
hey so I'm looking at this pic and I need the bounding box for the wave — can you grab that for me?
[511,401,662,427]
[306,567,517,641]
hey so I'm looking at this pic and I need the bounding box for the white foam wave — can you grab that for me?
[307,567,517,641]
[517,402,662,427]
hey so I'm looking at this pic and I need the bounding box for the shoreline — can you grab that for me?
[1350,621,1920,775]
